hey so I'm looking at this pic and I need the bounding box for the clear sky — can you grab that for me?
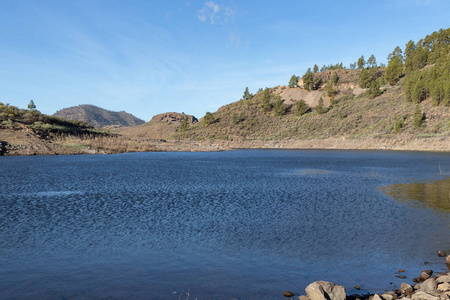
[1,0,449,121]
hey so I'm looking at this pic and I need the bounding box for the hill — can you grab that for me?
[115,112,198,140]
[53,104,145,128]
[169,28,450,150]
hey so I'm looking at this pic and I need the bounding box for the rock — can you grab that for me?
[437,275,450,284]
[373,294,383,300]
[441,292,450,300]
[421,278,437,293]
[284,291,295,297]
[411,291,440,300]
[420,270,434,282]
[354,286,361,290]
[446,255,450,266]
[414,278,422,283]
[382,293,395,300]
[400,283,413,295]
[438,251,447,257]
[305,281,346,300]
[396,275,407,279]
[299,296,310,300]
[437,282,450,292]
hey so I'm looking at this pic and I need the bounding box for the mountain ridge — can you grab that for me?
[53,104,145,128]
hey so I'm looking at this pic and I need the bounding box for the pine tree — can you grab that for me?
[385,46,404,85]
[27,100,36,110]
[289,74,299,88]
[313,64,319,73]
[273,96,285,117]
[203,112,214,126]
[357,55,365,69]
[242,87,251,100]
[179,118,188,131]
[316,97,326,114]
[367,54,377,68]
[413,104,424,128]
[295,100,308,116]
[261,88,272,112]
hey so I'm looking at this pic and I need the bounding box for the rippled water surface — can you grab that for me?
[1,150,450,299]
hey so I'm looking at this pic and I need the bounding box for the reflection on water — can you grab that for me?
[382,177,450,212]
[292,169,334,175]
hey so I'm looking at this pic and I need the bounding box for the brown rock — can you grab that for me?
[284,290,295,297]
[305,281,346,300]
[400,283,413,296]
[298,295,310,300]
[414,277,422,283]
[396,275,407,279]
[420,270,434,282]
[438,251,447,257]
[446,255,450,266]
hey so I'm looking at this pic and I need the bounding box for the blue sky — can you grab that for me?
[1,0,449,121]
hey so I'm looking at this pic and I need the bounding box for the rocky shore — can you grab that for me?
[1,134,449,156]
[283,255,450,300]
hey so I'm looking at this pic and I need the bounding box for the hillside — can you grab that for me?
[116,112,197,140]
[54,104,145,128]
[169,28,450,149]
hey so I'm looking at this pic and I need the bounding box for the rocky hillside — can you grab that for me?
[172,70,449,143]
[115,112,198,140]
[54,104,145,128]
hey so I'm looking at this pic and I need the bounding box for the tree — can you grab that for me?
[303,68,314,91]
[357,55,365,69]
[179,118,188,131]
[359,68,372,88]
[326,81,335,97]
[232,113,238,124]
[385,46,404,85]
[28,100,36,110]
[203,112,214,126]
[367,54,377,68]
[316,97,326,114]
[331,72,339,85]
[313,64,319,73]
[289,74,300,88]
[368,79,382,99]
[261,88,272,112]
[273,96,285,117]
[242,87,251,100]
[413,104,424,128]
[295,100,308,116]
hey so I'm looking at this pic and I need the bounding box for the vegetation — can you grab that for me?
[0,101,105,136]
[273,96,285,117]
[289,75,300,88]
[203,112,215,126]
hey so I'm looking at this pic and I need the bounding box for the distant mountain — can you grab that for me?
[53,104,145,128]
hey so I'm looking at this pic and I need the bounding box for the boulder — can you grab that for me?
[382,293,395,300]
[422,278,437,293]
[437,275,450,284]
[305,281,346,300]
[298,295,310,300]
[421,270,434,282]
[438,251,447,257]
[400,283,413,295]
[283,291,295,297]
[411,291,440,300]
[446,255,450,266]
[373,294,383,300]
[437,282,450,292]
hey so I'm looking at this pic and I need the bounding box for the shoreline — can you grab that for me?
[0,137,450,156]
[289,255,450,300]
[1,134,449,156]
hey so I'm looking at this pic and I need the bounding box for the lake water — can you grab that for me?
[1,150,449,299]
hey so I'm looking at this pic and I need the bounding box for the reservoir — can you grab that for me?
[1,150,449,299]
